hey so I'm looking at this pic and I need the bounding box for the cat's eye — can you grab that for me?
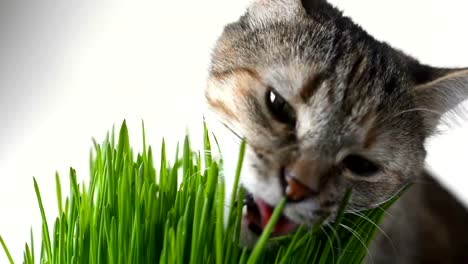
[342,154,379,176]
[265,88,296,126]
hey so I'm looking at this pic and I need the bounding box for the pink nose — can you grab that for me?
[284,156,323,202]
[285,176,318,201]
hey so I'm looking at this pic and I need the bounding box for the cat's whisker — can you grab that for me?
[391,108,443,119]
[208,114,244,143]
[338,223,374,264]
[375,107,443,128]
[325,222,343,257]
[375,205,394,219]
[348,211,387,236]
[320,225,338,261]
[221,122,244,142]
[369,182,411,209]
[346,211,397,258]
[344,204,393,219]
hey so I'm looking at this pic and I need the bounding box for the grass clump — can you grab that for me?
[1,121,400,263]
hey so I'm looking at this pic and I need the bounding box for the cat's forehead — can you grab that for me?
[211,22,332,73]
[210,21,394,114]
[211,14,408,99]
[207,5,417,155]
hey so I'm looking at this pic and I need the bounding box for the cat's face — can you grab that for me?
[205,0,468,244]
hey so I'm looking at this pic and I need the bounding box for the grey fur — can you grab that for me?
[205,0,468,262]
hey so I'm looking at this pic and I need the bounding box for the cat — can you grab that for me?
[204,0,468,263]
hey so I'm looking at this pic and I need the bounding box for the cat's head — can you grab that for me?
[205,0,468,244]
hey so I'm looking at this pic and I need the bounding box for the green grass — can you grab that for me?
[0,121,401,263]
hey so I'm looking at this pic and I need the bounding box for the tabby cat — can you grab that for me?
[204,0,468,263]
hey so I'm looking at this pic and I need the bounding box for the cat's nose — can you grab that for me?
[284,157,321,202]
[285,176,318,202]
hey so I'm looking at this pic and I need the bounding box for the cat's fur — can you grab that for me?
[204,0,468,263]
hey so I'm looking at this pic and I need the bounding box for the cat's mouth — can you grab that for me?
[244,191,298,236]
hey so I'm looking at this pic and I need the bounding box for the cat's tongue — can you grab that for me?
[254,197,298,236]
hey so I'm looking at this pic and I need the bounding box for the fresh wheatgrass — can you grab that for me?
[0,121,401,263]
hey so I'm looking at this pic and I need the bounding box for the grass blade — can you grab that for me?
[33,178,52,262]
[0,235,14,264]
[0,122,400,264]
[247,198,287,264]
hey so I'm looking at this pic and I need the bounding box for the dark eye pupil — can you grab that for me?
[342,155,379,176]
[266,89,296,126]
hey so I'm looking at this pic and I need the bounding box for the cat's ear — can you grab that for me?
[301,0,329,15]
[412,65,468,132]
[247,0,323,24]
[247,0,329,25]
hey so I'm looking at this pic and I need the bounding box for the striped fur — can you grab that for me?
[205,0,468,262]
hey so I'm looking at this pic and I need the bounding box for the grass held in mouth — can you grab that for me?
[0,121,402,263]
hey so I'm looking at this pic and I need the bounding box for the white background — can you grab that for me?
[1,0,467,262]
